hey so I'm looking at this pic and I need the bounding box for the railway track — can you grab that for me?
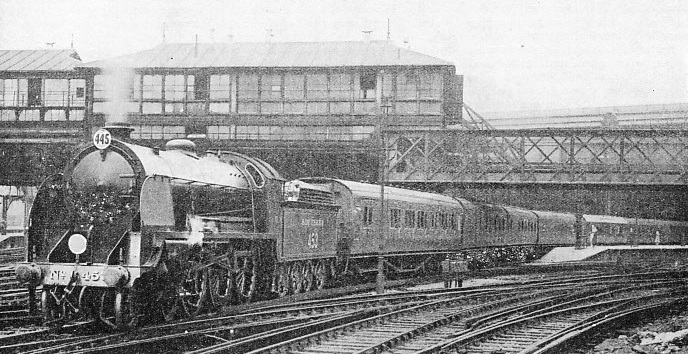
[0,247,23,264]
[241,278,675,354]
[415,286,687,354]
[3,272,666,354]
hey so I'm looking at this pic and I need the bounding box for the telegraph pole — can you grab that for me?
[376,97,391,294]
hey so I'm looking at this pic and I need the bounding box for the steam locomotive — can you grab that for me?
[15,128,688,328]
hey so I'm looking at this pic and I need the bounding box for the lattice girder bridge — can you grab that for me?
[384,128,688,186]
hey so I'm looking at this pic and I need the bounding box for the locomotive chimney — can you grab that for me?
[102,122,134,141]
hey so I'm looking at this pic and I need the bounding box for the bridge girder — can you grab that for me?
[384,128,688,186]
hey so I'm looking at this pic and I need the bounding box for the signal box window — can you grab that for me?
[193,75,209,101]
[1,79,19,106]
[419,71,442,99]
[358,71,376,99]
[329,73,350,100]
[44,79,68,106]
[209,74,231,113]
[164,75,186,114]
[261,74,282,100]
[396,71,417,100]
[284,74,304,99]
[363,206,373,226]
[209,75,231,100]
[306,74,327,100]
[28,78,42,107]
[142,75,162,99]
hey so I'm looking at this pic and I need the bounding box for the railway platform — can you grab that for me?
[535,245,688,267]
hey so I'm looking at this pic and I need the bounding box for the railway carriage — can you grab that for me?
[533,210,576,246]
[295,178,468,278]
[468,204,539,247]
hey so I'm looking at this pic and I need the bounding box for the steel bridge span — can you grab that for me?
[381,127,688,220]
[384,128,687,186]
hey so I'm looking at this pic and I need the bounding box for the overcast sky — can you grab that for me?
[1,0,687,113]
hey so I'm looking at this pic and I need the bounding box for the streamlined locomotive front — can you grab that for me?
[15,130,146,325]
[15,128,258,327]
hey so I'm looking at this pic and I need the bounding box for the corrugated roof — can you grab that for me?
[79,41,454,69]
[0,50,82,71]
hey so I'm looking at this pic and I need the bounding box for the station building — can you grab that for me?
[73,40,463,179]
[76,41,462,145]
[0,49,87,185]
[0,49,86,128]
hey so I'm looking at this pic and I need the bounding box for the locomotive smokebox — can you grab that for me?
[102,122,134,141]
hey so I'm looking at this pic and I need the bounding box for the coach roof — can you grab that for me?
[300,178,464,206]
[78,41,454,69]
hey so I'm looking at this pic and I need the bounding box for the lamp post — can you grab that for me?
[376,97,391,294]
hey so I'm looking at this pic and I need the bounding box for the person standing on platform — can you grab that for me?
[441,255,452,288]
[655,231,661,245]
[451,257,469,288]
[589,224,597,248]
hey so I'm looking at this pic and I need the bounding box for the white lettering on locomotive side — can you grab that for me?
[50,269,67,281]
[301,219,324,227]
[307,232,319,249]
[49,269,101,282]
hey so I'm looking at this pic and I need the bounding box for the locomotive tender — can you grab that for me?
[15,129,688,327]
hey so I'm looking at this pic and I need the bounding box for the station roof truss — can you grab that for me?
[383,128,688,187]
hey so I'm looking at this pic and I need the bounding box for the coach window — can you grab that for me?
[363,206,373,227]
[390,208,401,228]
[417,211,426,229]
[450,213,458,230]
[405,210,416,228]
